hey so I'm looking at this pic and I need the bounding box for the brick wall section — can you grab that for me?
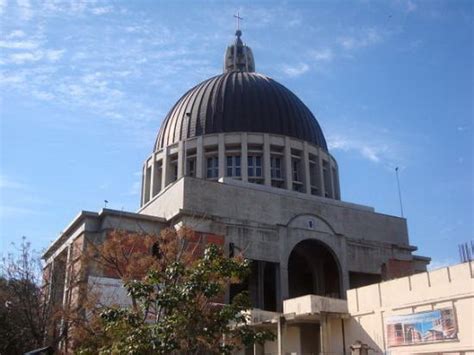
[186,232,225,257]
[382,259,416,280]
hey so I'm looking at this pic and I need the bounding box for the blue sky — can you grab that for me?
[0,0,472,269]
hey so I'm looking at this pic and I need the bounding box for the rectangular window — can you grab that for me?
[292,158,301,182]
[226,155,241,177]
[248,155,262,177]
[187,158,196,177]
[309,161,320,196]
[206,156,218,178]
[323,160,331,197]
[171,163,178,181]
[270,156,282,179]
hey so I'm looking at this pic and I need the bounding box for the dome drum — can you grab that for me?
[141,132,340,207]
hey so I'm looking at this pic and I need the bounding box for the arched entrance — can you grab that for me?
[288,239,341,299]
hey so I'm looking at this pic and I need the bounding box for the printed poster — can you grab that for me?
[385,308,457,347]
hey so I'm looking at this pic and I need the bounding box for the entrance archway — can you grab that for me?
[288,239,341,299]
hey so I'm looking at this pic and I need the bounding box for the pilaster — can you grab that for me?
[263,134,271,186]
[241,133,248,182]
[218,133,225,178]
[196,136,203,178]
[284,136,292,190]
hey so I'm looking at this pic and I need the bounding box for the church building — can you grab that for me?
[42,30,438,353]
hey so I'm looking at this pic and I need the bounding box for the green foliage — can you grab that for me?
[79,243,274,354]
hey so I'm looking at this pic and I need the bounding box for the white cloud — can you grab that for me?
[338,28,383,50]
[6,30,26,39]
[282,63,309,78]
[0,175,26,189]
[0,205,44,218]
[328,134,393,164]
[17,0,33,20]
[8,51,43,63]
[32,90,55,101]
[0,39,40,49]
[45,49,65,62]
[309,48,333,62]
[91,6,113,15]
[0,72,25,84]
[0,0,7,14]
[406,0,417,13]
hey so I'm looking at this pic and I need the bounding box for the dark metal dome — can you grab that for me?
[155,71,328,151]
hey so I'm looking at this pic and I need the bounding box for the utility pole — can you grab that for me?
[395,167,404,218]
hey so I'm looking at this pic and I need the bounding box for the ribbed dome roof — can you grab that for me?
[155,71,327,151]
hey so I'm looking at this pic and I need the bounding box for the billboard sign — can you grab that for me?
[386,308,457,347]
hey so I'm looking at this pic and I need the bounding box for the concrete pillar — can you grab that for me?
[328,158,335,198]
[303,142,311,194]
[149,154,156,201]
[218,133,225,179]
[320,313,329,353]
[279,266,288,314]
[257,261,265,308]
[241,133,248,182]
[253,341,264,355]
[62,244,72,306]
[177,141,184,179]
[196,136,203,178]
[277,316,284,355]
[318,151,326,197]
[161,148,168,190]
[263,134,271,186]
[284,137,292,190]
[279,226,289,305]
[341,238,350,297]
[140,164,146,206]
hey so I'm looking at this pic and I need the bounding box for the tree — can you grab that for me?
[0,237,56,354]
[78,227,274,354]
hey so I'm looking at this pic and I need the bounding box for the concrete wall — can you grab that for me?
[345,261,474,353]
[180,177,409,246]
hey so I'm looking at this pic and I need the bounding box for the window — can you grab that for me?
[171,163,178,181]
[270,156,282,179]
[292,158,301,182]
[248,155,262,178]
[322,160,331,197]
[206,156,218,178]
[187,158,196,177]
[226,155,241,177]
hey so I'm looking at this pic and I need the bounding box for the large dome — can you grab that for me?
[154,30,327,151]
[155,71,327,151]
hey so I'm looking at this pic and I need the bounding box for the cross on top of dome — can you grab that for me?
[223,20,255,73]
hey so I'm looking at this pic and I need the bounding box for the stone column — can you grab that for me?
[241,133,248,182]
[303,142,311,194]
[328,158,335,198]
[177,141,184,179]
[284,137,292,190]
[140,164,146,206]
[218,133,225,179]
[277,316,285,355]
[161,148,168,190]
[149,153,156,201]
[279,226,289,305]
[318,151,326,197]
[263,134,271,186]
[320,313,329,353]
[196,136,203,178]
[62,245,73,306]
[257,261,265,308]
